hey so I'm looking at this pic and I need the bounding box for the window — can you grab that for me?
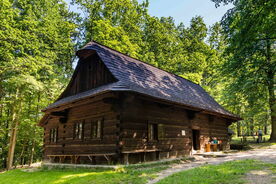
[158,124,165,140]
[91,119,102,139]
[148,123,165,141]
[148,123,158,141]
[50,128,58,143]
[74,122,84,140]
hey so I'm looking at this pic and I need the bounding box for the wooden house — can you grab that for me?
[39,41,240,164]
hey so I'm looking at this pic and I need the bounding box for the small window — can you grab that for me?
[148,123,158,141]
[91,119,102,139]
[158,124,165,140]
[50,128,58,143]
[74,122,84,140]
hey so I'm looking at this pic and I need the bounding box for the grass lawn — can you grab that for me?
[0,159,184,184]
[230,135,276,150]
[157,159,276,184]
[1,158,275,184]
[231,135,271,144]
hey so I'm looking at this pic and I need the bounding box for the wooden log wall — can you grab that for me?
[120,93,230,162]
[209,116,230,150]
[120,94,192,162]
[42,91,231,164]
[43,93,120,163]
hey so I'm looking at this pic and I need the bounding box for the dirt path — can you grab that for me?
[245,169,272,184]
[147,145,276,184]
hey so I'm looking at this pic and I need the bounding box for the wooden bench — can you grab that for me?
[47,153,116,164]
[121,149,160,164]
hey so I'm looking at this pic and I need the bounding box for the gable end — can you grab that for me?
[59,53,117,99]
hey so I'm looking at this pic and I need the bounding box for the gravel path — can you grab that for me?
[147,145,276,184]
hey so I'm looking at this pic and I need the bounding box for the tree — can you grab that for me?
[73,0,148,58]
[0,0,77,169]
[211,0,276,140]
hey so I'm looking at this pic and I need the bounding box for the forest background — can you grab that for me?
[0,0,275,169]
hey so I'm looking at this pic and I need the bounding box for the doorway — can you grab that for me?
[192,129,200,150]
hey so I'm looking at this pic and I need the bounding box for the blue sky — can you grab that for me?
[65,0,233,27]
[138,0,233,27]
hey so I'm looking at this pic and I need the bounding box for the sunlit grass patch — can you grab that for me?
[0,158,180,184]
[157,159,275,184]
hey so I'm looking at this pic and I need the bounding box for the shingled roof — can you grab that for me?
[45,41,240,120]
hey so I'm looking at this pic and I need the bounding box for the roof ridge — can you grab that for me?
[89,40,200,86]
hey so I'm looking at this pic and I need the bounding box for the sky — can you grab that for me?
[65,0,233,27]
[137,0,233,27]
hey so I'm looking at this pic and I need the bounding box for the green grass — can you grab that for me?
[1,159,275,184]
[249,142,276,149]
[230,135,276,150]
[231,135,271,144]
[0,167,163,184]
[0,159,187,184]
[157,159,276,184]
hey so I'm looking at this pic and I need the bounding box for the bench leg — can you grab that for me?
[88,156,93,163]
[104,155,111,165]
[49,156,53,163]
[143,152,146,162]
[123,153,129,165]
[74,156,79,164]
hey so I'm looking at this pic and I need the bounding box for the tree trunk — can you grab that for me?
[250,125,254,136]
[264,121,268,135]
[2,108,10,169]
[6,112,18,170]
[268,72,276,141]
[29,94,40,166]
[250,118,254,136]
[237,121,241,137]
[29,131,36,166]
[18,144,25,166]
[246,121,250,136]
[6,92,21,170]
[266,39,276,141]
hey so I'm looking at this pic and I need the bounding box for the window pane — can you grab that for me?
[54,129,56,142]
[74,122,84,140]
[79,122,83,139]
[153,124,158,140]
[148,124,153,140]
[158,124,164,139]
[50,129,52,142]
[148,123,159,141]
[91,122,96,138]
[97,120,101,138]
[74,123,78,139]
[50,128,58,143]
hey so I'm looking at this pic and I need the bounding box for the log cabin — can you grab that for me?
[39,41,241,164]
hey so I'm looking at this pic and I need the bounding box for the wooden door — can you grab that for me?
[192,129,200,150]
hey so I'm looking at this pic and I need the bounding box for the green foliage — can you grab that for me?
[213,0,276,138]
[74,0,222,85]
[0,0,77,168]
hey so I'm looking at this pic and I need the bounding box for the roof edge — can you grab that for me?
[42,87,241,121]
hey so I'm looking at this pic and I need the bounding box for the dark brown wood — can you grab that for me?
[59,53,116,99]
[40,53,233,164]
